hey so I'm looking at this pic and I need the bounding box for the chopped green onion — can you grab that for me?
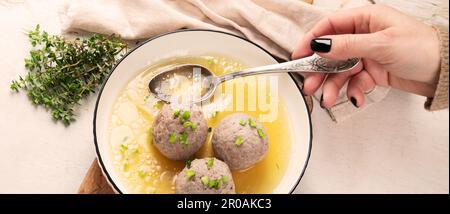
[248,118,257,128]
[257,128,267,138]
[154,101,163,109]
[138,170,147,178]
[221,175,229,184]
[173,110,181,118]
[183,121,197,130]
[127,148,139,157]
[186,170,196,180]
[200,176,221,189]
[207,59,216,65]
[148,128,154,144]
[147,187,157,194]
[120,144,128,152]
[235,136,244,146]
[123,162,129,171]
[181,111,190,122]
[179,132,189,145]
[208,179,221,189]
[239,119,247,126]
[190,123,198,130]
[169,133,177,143]
[211,111,218,118]
[206,158,214,170]
[185,121,192,127]
[184,160,192,169]
[201,176,209,185]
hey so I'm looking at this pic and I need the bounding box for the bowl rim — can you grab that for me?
[92,29,313,194]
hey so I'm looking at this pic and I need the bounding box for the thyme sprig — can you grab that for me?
[10,25,127,125]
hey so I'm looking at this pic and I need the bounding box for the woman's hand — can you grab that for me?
[292,4,441,108]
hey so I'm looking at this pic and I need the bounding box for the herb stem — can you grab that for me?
[10,25,127,125]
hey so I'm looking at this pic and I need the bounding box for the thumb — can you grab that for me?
[311,32,389,61]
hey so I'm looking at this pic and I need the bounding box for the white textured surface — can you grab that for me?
[0,0,448,193]
[297,90,449,193]
[0,0,95,193]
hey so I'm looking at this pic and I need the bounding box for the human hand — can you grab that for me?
[292,4,441,108]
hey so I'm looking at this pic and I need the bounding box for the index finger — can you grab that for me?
[291,5,374,59]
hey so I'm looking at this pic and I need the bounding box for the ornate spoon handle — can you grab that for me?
[217,54,360,83]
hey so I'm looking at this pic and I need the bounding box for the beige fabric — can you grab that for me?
[426,25,449,111]
[61,0,324,60]
[61,0,387,122]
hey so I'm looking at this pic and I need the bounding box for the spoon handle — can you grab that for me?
[217,54,360,83]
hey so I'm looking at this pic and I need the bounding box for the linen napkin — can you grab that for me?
[60,0,390,122]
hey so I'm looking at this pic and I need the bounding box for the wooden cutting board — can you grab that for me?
[78,158,115,194]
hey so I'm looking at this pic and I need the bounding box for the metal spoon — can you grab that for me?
[149,54,360,103]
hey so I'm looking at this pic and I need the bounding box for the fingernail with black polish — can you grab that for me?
[350,97,359,108]
[311,38,332,52]
[320,94,325,108]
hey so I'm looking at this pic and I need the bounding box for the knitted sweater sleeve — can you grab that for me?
[425,25,449,111]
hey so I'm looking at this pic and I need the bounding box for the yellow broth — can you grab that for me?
[108,55,291,193]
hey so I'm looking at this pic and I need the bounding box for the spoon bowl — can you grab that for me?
[149,54,360,103]
[148,64,217,103]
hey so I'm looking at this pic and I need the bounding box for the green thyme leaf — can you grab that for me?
[10,25,127,125]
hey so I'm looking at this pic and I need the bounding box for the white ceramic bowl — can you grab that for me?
[93,30,312,194]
